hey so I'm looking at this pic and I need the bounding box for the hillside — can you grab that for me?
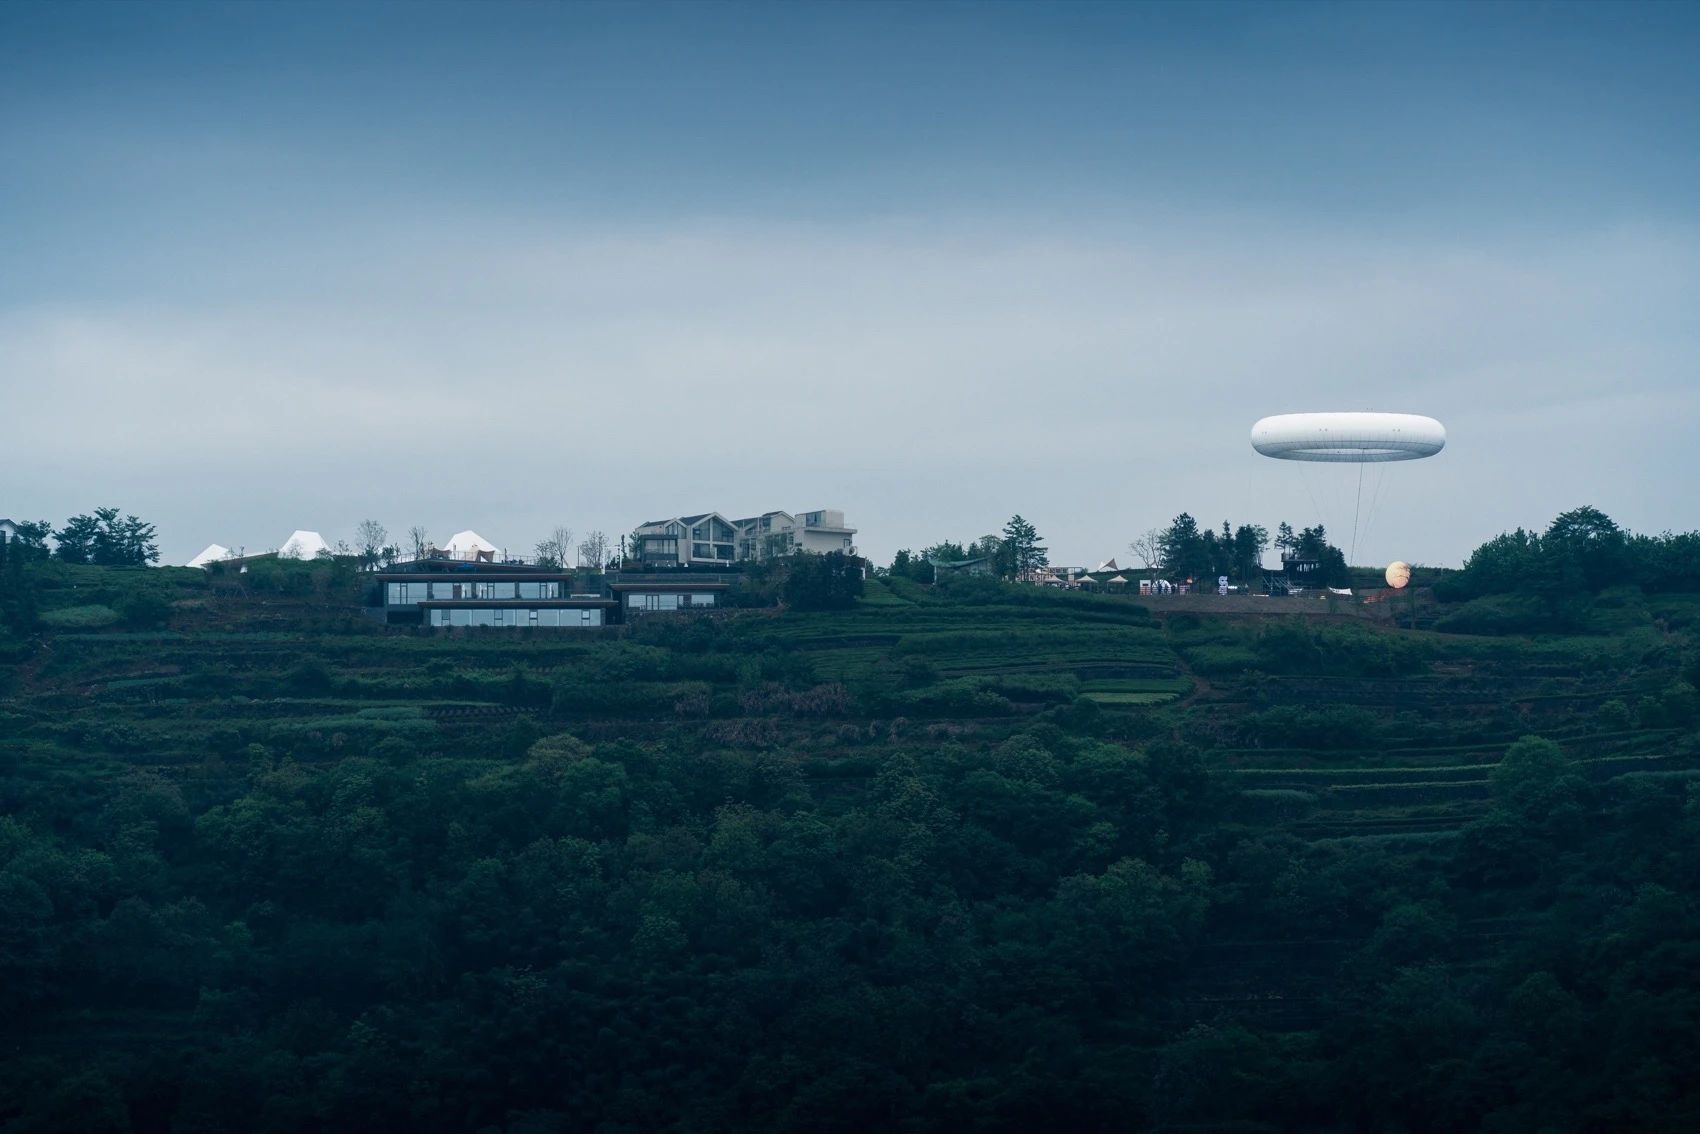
[3,562,1700,1132]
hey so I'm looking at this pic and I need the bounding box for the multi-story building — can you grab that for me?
[630,513,740,568]
[731,509,857,561]
[634,509,857,567]
[372,555,734,628]
[374,557,617,628]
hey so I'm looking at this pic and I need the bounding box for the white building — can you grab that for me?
[630,513,739,568]
[438,530,500,561]
[632,509,857,568]
[278,530,329,559]
[732,510,857,561]
[186,543,231,568]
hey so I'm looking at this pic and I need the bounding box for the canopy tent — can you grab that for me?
[278,530,329,559]
[1094,558,1119,572]
[186,543,230,568]
[1107,575,1129,585]
[441,530,499,560]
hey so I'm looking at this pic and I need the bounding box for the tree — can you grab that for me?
[407,526,431,561]
[1544,506,1630,591]
[54,508,158,566]
[1158,514,1209,581]
[1293,525,1349,587]
[0,536,42,630]
[354,521,388,571]
[1274,522,1295,558]
[783,551,864,610]
[1130,528,1162,573]
[1491,735,1584,821]
[535,526,574,569]
[4,520,51,559]
[888,549,936,583]
[577,531,609,570]
[1233,524,1270,580]
[1001,515,1048,582]
[52,514,100,564]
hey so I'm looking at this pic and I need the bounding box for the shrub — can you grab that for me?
[1184,645,1259,676]
[118,592,173,629]
[38,604,120,629]
[1433,593,1553,636]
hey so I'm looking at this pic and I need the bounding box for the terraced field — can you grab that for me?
[5,561,1699,1130]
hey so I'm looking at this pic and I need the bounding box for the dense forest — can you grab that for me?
[3,508,1700,1132]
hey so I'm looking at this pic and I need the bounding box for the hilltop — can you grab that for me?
[2,554,1699,1131]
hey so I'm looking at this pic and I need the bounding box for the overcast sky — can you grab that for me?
[4,0,1697,568]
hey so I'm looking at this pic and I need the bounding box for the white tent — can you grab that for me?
[186,543,230,568]
[1094,558,1119,572]
[441,530,499,560]
[278,530,329,559]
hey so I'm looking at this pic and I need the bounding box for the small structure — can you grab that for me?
[439,530,500,562]
[1106,574,1129,591]
[186,543,231,568]
[279,530,330,559]
[0,519,16,544]
[930,555,996,579]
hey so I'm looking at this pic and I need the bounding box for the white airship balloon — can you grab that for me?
[1250,412,1447,565]
[1250,412,1446,463]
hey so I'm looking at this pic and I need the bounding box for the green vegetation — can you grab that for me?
[3,510,1700,1131]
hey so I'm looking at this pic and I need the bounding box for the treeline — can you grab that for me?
[1441,506,1700,600]
[888,515,1048,582]
[1436,507,1700,634]
[2,508,156,567]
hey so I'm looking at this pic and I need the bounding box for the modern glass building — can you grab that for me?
[373,562,615,628]
[372,557,732,627]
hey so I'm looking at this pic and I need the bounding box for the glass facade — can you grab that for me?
[428,607,603,628]
[626,592,716,611]
[388,580,561,605]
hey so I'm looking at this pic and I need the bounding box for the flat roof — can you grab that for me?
[415,598,617,608]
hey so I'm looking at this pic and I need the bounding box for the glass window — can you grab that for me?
[471,610,494,627]
[528,609,539,626]
[693,542,711,558]
[450,608,471,627]
[696,593,716,607]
